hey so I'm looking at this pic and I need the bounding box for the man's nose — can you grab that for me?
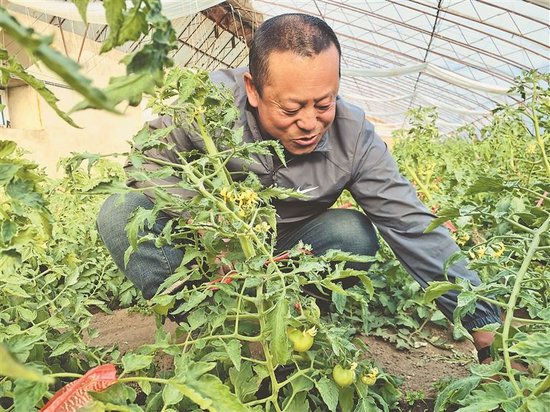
[296,107,317,132]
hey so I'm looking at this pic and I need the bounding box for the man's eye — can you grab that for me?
[316,104,332,111]
[283,109,299,115]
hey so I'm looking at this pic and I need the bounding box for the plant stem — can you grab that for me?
[194,115,256,258]
[533,374,550,396]
[503,217,534,234]
[118,376,170,385]
[501,215,550,396]
[475,295,508,308]
[175,332,261,346]
[530,94,550,177]
[512,316,550,325]
[404,164,432,202]
[256,284,283,412]
[47,372,83,379]
[518,185,550,201]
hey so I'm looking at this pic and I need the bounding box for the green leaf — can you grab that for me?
[50,338,77,357]
[456,383,514,412]
[229,363,257,403]
[0,140,16,157]
[6,179,44,208]
[425,208,460,233]
[434,376,481,412]
[315,376,339,412]
[171,374,249,412]
[466,177,505,195]
[150,293,175,316]
[138,379,151,396]
[0,162,21,185]
[285,391,309,412]
[14,379,48,412]
[455,400,500,412]
[423,281,462,304]
[473,323,501,333]
[457,291,477,313]
[0,345,54,383]
[118,7,148,44]
[177,290,208,313]
[73,0,90,23]
[525,393,550,412]
[332,291,347,314]
[163,383,184,406]
[101,0,126,53]
[338,385,355,412]
[353,397,380,412]
[72,73,156,111]
[89,383,137,405]
[2,54,80,127]
[443,251,467,274]
[224,339,241,372]
[0,8,113,112]
[269,297,290,365]
[470,360,504,377]
[357,274,374,299]
[510,330,550,367]
[16,306,36,322]
[122,353,154,373]
[290,375,314,393]
[1,220,17,244]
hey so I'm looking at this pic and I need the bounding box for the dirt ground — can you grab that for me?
[89,309,475,410]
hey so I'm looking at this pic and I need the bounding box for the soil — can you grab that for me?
[89,309,476,411]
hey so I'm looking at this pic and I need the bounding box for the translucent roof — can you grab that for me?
[4,0,549,137]
[249,0,550,137]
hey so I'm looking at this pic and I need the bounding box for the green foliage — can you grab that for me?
[0,68,400,411]
[0,49,79,127]
[0,6,112,113]
[0,144,138,409]
[0,0,178,125]
[393,70,549,411]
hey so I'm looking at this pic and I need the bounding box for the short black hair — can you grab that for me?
[248,13,341,95]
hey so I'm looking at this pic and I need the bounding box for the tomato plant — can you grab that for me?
[1,68,401,411]
[393,70,550,411]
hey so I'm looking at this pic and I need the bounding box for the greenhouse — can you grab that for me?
[0,1,548,411]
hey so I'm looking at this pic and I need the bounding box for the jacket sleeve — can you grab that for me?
[348,121,501,330]
[124,115,200,202]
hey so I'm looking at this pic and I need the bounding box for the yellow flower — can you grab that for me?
[491,243,505,258]
[238,189,259,207]
[220,186,234,202]
[459,233,470,245]
[254,221,270,233]
[476,246,486,258]
[526,141,537,154]
[362,368,379,386]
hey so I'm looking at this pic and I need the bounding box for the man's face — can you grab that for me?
[244,45,340,155]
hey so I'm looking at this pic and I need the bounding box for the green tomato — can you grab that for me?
[287,326,316,352]
[332,364,355,387]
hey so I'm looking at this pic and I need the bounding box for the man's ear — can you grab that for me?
[244,72,259,108]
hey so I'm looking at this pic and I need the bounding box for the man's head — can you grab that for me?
[244,14,341,155]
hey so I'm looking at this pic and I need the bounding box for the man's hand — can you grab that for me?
[472,330,495,363]
[472,330,528,376]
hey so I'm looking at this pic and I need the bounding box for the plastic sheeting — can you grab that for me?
[342,63,510,95]
[7,0,225,25]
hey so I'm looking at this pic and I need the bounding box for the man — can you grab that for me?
[97,13,500,362]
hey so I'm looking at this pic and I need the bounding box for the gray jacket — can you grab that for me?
[127,67,500,330]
